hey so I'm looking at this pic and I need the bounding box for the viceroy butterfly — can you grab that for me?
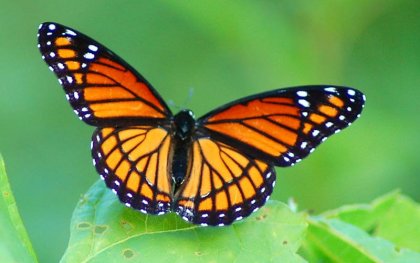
[38,22,365,226]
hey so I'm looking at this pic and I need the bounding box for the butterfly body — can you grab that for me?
[38,22,365,226]
[171,109,196,191]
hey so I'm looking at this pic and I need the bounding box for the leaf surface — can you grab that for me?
[0,155,37,263]
[61,180,307,263]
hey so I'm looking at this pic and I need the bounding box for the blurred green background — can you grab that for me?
[0,1,419,262]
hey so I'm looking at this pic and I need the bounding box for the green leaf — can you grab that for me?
[321,191,400,231]
[61,180,307,263]
[321,191,420,252]
[373,195,420,252]
[304,217,420,263]
[0,155,38,263]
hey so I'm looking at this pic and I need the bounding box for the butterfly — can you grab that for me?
[37,22,365,226]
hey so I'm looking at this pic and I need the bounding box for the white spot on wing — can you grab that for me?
[297,91,308,97]
[325,87,336,92]
[298,99,310,107]
[65,29,77,36]
[84,53,94,59]
[88,45,98,52]
[48,24,56,30]
[347,89,356,96]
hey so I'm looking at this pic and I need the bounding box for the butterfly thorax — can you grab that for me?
[171,109,196,191]
[173,109,196,141]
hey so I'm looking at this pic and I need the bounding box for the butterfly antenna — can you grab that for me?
[168,87,195,111]
[167,99,181,111]
[181,87,195,109]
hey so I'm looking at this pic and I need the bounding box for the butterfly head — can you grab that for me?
[173,109,196,141]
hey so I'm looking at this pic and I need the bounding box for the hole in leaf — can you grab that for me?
[77,222,91,229]
[94,225,108,234]
[123,249,134,259]
[256,213,268,221]
[120,219,134,231]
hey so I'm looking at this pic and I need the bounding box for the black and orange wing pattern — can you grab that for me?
[92,126,173,214]
[38,23,174,215]
[39,22,366,227]
[174,138,275,225]
[37,22,171,127]
[198,86,365,167]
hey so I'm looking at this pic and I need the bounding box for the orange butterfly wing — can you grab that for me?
[38,23,366,226]
[92,126,173,214]
[198,86,365,167]
[174,138,275,226]
[38,22,171,126]
[38,23,174,215]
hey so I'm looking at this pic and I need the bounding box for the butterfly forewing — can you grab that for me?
[174,138,275,226]
[92,126,173,214]
[199,86,365,167]
[38,22,172,127]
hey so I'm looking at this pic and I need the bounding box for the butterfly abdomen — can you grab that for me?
[171,110,196,191]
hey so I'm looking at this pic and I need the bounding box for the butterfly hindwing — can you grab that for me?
[92,126,173,214]
[174,138,275,226]
[38,22,171,126]
[198,86,365,167]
